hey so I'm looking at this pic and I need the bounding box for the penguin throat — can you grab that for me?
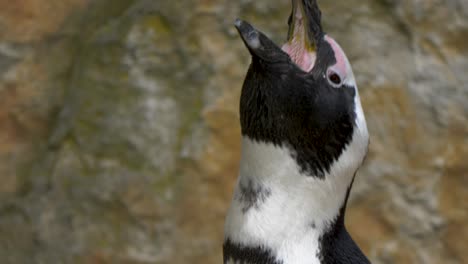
[224,137,360,263]
[282,15,316,72]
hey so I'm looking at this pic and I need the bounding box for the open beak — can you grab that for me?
[286,0,323,51]
[234,19,290,63]
[282,0,323,72]
[234,0,324,71]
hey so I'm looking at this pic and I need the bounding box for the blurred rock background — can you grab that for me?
[0,0,467,263]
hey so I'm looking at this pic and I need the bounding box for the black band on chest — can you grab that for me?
[223,239,282,264]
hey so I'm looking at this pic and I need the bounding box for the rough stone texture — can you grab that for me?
[0,0,467,263]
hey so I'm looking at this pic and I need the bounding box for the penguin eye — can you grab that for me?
[327,70,343,87]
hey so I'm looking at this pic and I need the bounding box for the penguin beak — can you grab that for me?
[234,0,323,70]
[234,19,262,52]
[234,19,289,62]
[286,0,323,52]
[282,0,323,72]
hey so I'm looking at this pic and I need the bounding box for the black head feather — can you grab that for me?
[235,15,357,178]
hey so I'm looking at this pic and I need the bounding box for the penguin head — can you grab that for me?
[235,0,368,178]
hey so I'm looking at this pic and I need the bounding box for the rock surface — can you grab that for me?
[0,0,467,263]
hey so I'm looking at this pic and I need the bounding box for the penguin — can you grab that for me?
[223,0,370,263]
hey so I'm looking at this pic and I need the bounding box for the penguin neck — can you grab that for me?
[224,135,367,264]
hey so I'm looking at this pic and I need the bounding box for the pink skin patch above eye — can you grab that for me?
[280,33,350,79]
[324,35,348,80]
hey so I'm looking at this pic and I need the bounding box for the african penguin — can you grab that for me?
[224,0,370,263]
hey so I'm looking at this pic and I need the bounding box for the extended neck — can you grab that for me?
[224,136,367,263]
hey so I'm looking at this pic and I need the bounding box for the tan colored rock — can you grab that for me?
[440,135,468,263]
[0,0,89,42]
[0,0,91,196]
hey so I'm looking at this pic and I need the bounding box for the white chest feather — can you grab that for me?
[224,109,368,263]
